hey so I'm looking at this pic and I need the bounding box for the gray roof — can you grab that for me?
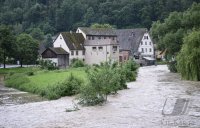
[60,32,85,50]
[115,28,147,53]
[48,47,69,55]
[78,27,117,36]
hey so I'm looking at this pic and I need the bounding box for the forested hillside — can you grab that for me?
[0,0,199,36]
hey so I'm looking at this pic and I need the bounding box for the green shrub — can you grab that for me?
[122,59,139,81]
[39,60,59,70]
[43,73,83,99]
[71,59,85,68]
[78,61,128,106]
[26,71,34,76]
[167,61,177,73]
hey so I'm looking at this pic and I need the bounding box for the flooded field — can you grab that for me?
[0,65,200,128]
[0,75,46,106]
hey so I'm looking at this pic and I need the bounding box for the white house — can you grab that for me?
[115,28,155,60]
[77,27,119,65]
[138,32,154,58]
[53,32,85,64]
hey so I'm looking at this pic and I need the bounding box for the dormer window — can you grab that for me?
[144,36,148,39]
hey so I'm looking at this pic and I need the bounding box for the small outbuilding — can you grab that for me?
[41,47,69,69]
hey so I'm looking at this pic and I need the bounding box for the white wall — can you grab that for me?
[138,33,154,58]
[53,33,85,64]
[84,38,119,65]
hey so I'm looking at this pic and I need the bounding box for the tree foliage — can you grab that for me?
[177,30,200,81]
[0,0,198,35]
[151,3,200,58]
[0,25,16,68]
[16,33,39,67]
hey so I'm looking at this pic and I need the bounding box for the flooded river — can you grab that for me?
[0,65,200,128]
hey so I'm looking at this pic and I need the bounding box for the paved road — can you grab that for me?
[0,65,200,128]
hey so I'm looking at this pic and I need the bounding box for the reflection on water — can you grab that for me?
[0,65,199,128]
[0,75,46,106]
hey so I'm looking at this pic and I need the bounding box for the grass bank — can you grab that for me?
[5,67,87,99]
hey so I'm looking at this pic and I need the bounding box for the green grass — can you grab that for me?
[29,68,87,88]
[0,67,40,74]
[5,67,88,99]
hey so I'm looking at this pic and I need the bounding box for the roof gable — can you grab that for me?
[115,28,147,52]
[78,27,117,36]
[61,32,85,50]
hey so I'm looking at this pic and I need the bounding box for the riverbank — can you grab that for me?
[1,65,200,128]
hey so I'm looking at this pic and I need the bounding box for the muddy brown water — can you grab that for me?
[0,65,200,128]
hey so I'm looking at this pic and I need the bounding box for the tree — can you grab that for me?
[30,27,45,41]
[0,25,16,68]
[90,23,115,29]
[177,30,200,81]
[16,34,39,67]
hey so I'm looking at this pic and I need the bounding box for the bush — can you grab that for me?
[44,73,83,99]
[122,59,139,82]
[78,61,134,106]
[39,60,59,70]
[26,71,34,76]
[167,61,177,73]
[71,59,85,68]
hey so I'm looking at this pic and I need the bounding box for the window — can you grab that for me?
[112,37,115,40]
[82,51,85,55]
[98,47,103,51]
[88,36,91,40]
[145,48,147,52]
[141,48,144,53]
[92,36,94,40]
[113,46,117,51]
[141,41,143,45]
[149,48,152,52]
[76,51,78,55]
[144,36,148,39]
[60,36,62,39]
[92,47,97,51]
[98,36,101,39]
[104,36,107,39]
[71,51,74,55]
[145,42,147,45]
[149,42,151,45]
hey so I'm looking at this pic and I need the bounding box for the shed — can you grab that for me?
[41,47,69,68]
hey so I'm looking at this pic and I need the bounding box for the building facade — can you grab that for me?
[77,27,119,65]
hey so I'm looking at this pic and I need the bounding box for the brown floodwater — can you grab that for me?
[0,65,200,128]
